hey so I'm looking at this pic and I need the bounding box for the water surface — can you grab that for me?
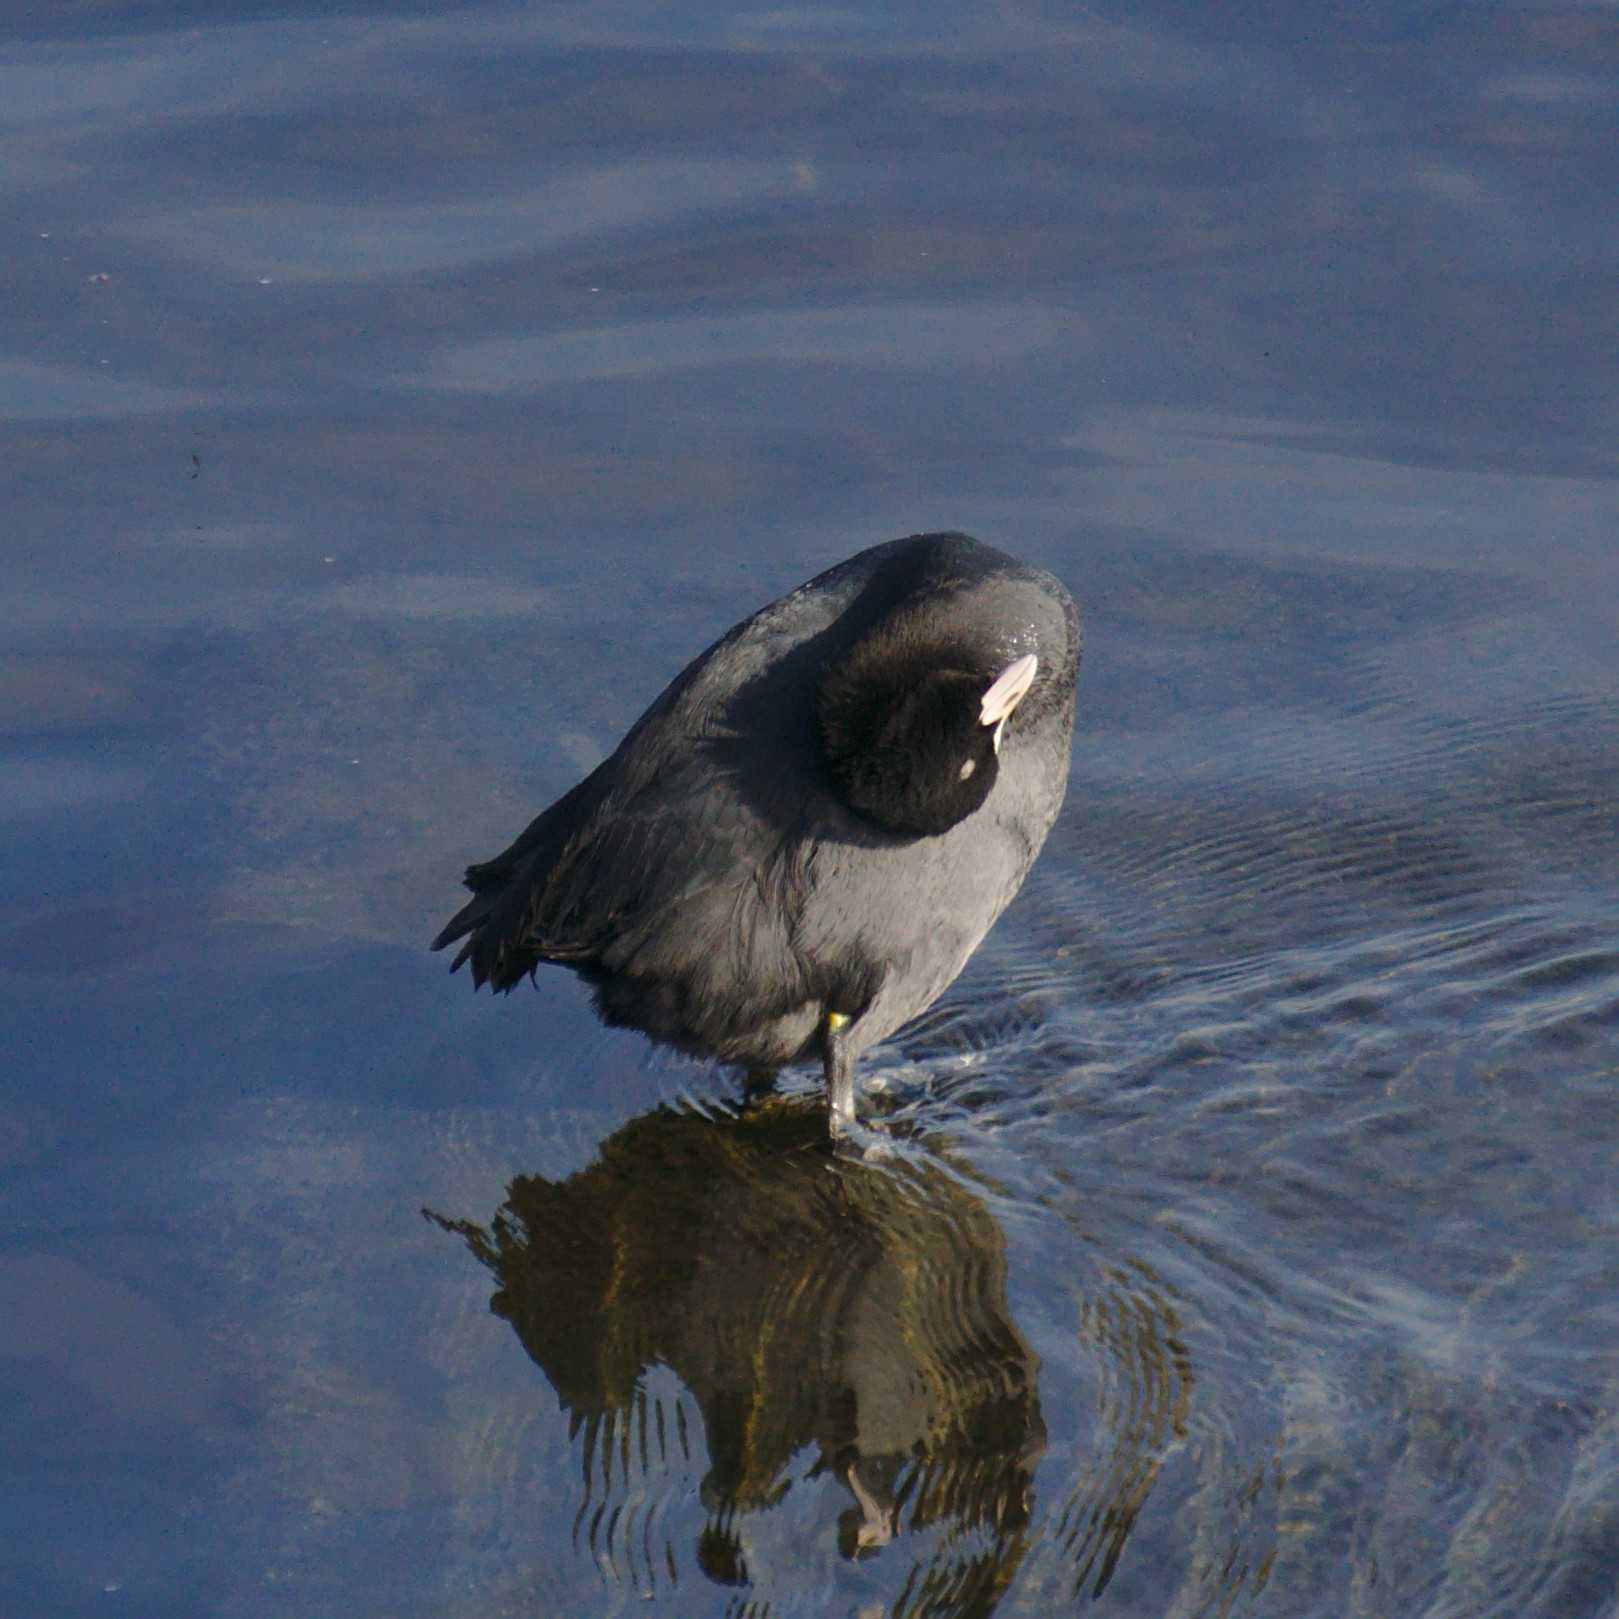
[3,2,1617,1615]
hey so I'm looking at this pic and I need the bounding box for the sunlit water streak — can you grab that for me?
[844,681,1619,1615]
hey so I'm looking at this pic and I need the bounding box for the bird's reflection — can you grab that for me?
[431,1097,1040,1609]
[431,1096,1189,1614]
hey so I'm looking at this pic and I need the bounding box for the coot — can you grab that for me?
[433,532,1080,1137]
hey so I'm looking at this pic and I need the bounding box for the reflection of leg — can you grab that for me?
[845,1461,894,1550]
[695,1510,749,1586]
[741,1067,778,1104]
[823,1013,858,1138]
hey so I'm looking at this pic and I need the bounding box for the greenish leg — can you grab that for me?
[824,1010,858,1139]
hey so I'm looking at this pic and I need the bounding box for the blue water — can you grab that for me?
[4,4,1617,1615]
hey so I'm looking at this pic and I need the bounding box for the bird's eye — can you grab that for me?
[959,758,977,781]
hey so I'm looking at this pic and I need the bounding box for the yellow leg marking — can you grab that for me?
[826,1010,850,1031]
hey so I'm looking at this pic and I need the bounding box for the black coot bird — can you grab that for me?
[433,532,1079,1138]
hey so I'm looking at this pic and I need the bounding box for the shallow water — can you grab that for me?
[4,3,1617,1615]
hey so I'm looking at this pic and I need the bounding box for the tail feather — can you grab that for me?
[432,765,613,990]
[430,860,522,988]
[430,862,501,949]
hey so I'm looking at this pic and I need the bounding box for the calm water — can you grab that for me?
[4,3,1618,1615]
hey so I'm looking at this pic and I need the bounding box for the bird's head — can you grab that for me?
[819,642,1047,837]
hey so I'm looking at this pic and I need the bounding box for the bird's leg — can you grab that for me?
[823,1010,859,1140]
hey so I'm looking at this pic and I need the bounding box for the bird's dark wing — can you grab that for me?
[432,736,809,1004]
[431,541,897,998]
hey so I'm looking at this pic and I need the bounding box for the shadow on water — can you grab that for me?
[426,1096,1191,1616]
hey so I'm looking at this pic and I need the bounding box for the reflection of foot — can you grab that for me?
[846,1463,895,1550]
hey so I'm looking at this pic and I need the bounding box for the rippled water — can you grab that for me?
[4,2,1617,1615]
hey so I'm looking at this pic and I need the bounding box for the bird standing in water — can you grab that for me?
[433,532,1079,1139]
